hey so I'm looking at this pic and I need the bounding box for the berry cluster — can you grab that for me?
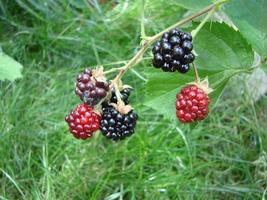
[152,28,194,73]
[176,85,210,123]
[75,68,109,106]
[101,88,138,140]
[100,105,138,141]
[65,26,212,142]
[66,68,138,141]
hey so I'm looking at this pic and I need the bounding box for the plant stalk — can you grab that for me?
[112,0,227,85]
[192,63,200,83]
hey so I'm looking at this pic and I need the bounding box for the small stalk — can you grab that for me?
[112,0,228,85]
[192,63,200,83]
[103,67,124,75]
[191,6,216,38]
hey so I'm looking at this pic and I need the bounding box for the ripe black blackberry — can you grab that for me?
[152,28,195,73]
[100,105,138,141]
[110,88,131,104]
[75,68,109,106]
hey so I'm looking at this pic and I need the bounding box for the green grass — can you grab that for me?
[0,0,267,199]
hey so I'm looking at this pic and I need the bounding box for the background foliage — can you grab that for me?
[0,0,267,199]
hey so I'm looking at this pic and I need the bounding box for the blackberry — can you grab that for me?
[75,68,109,106]
[100,105,138,141]
[152,28,194,73]
[65,104,101,139]
[110,88,131,104]
[176,80,212,123]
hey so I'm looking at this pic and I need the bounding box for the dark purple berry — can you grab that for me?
[169,28,180,36]
[162,32,170,39]
[161,42,172,53]
[152,45,161,54]
[182,41,193,52]
[178,64,190,73]
[162,63,170,72]
[173,46,184,59]
[161,38,169,43]
[169,36,181,46]
[100,105,138,141]
[171,60,181,70]
[152,53,164,68]
[183,53,195,64]
[187,53,195,62]
[163,54,172,63]
[181,33,192,41]
[108,88,131,105]
[151,29,193,73]
[75,68,109,106]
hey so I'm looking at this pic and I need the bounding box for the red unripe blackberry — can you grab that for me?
[152,28,194,73]
[176,84,210,123]
[75,68,109,106]
[100,104,138,141]
[65,104,101,139]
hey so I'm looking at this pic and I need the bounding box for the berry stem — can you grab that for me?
[192,63,200,83]
[112,0,228,83]
[191,6,216,38]
[104,66,124,74]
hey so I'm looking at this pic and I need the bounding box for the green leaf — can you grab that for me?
[144,22,254,121]
[225,0,267,57]
[0,53,23,81]
[194,22,254,70]
[144,69,239,121]
[144,68,193,121]
[171,0,212,11]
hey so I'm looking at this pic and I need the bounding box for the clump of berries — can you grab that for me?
[66,67,138,141]
[65,104,101,139]
[152,28,194,73]
[100,104,138,141]
[101,87,138,141]
[176,81,211,123]
[75,68,109,106]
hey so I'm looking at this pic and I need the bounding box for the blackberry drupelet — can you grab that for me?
[100,105,138,141]
[75,68,109,106]
[152,28,195,73]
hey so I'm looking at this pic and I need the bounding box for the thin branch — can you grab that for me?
[191,6,216,38]
[112,0,228,85]
[192,63,200,83]
[103,67,124,74]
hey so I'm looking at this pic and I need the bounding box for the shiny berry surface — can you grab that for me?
[75,68,109,106]
[109,88,131,104]
[152,28,194,73]
[65,104,101,139]
[176,85,210,123]
[100,106,138,141]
